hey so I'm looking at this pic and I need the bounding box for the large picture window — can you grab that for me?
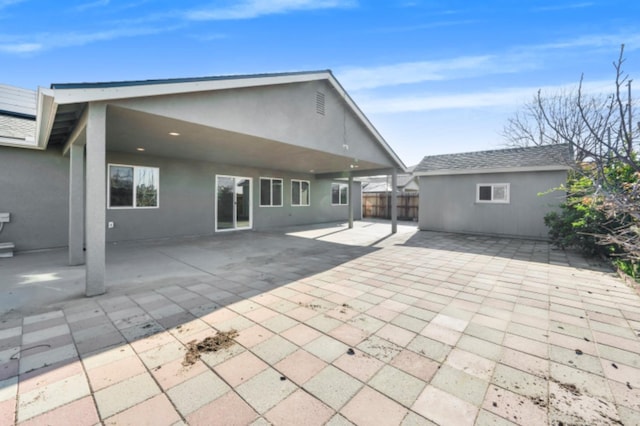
[331,183,348,205]
[291,179,310,206]
[109,164,159,208]
[476,183,509,203]
[260,177,283,207]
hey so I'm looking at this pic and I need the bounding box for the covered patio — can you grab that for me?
[33,71,406,297]
[1,221,418,317]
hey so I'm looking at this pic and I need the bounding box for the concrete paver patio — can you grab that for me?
[1,221,640,425]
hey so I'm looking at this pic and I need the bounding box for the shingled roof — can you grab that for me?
[0,84,36,145]
[415,144,572,175]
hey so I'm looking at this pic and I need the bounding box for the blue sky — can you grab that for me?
[1,0,638,166]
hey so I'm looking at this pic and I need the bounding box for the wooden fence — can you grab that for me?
[362,193,419,221]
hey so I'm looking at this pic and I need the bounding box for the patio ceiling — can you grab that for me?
[102,105,384,175]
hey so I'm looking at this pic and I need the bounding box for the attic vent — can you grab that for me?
[316,91,325,115]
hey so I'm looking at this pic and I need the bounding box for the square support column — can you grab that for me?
[68,143,85,266]
[348,174,354,229]
[391,169,398,234]
[85,103,107,296]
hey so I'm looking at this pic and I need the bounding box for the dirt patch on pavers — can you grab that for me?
[549,379,623,425]
[182,329,239,366]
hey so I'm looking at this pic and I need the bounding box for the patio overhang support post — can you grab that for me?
[68,143,85,266]
[391,168,398,234]
[348,174,354,229]
[85,103,107,296]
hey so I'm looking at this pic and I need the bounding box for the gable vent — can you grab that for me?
[315,91,325,115]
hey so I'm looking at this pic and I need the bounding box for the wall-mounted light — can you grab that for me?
[136,147,145,152]
[168,132,180,136]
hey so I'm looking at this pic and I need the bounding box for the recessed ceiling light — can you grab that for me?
[168,132,180,136]
[136,147,145,152]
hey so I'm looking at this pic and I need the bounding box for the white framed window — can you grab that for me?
[291,179,310,206]
[476,183,510,204]
[260,177,283,207]
[331,183,349,205]
[108,164,159,209]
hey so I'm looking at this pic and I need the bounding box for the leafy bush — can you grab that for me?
[544,163,639,281]
[544,172,605,254]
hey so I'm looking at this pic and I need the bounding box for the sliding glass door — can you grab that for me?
[215,175,252,231]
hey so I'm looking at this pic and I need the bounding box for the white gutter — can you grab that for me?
[34,87,56,150]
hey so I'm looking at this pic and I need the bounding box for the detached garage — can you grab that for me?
[415,144,571,240]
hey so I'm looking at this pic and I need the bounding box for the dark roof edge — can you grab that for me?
[421,143,570,160]
[0,109,36,120]
[51,70,332,90]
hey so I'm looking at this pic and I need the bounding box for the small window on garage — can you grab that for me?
[476,183,509,203]
[331,183,349,205]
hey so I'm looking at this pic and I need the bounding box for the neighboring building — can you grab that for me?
[0,71,406,295]
[0,85,41,257]
[0,84,36,146]
[360,166,419,221]
[415,144,571,240]
[361,166,419,194]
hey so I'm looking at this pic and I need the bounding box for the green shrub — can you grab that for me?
[544,162,639,281]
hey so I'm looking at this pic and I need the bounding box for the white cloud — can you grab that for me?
[336,54,537,91]
[358,80,617,114]
[49,26,167,47]
[0,25,172,53]
[0,0,25,9]
[534,32,640,51]
[1,0,356,55]
[533,2,594,12]
[0,42,40,53]
[335,29,640,92]
[185,0,356,21]
[337,56,491,90]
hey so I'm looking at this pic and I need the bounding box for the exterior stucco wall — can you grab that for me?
[105,152,361,242]
[113,80,395,167]
[418,170,567,239]
[0,145,69,251]
[0,148,364,251]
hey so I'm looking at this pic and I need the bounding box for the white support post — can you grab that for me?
[68,143,85,266]
[348,174,354,229]
[391,169,398,234]
[85,103,107,296]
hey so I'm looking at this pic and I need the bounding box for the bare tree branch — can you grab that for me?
[505,44,640,266]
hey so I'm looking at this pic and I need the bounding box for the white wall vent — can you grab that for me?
[316,91,325,115]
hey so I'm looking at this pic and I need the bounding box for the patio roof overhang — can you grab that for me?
[36,71,406,176]
[59,104,395,176]
[31,71,406,297]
